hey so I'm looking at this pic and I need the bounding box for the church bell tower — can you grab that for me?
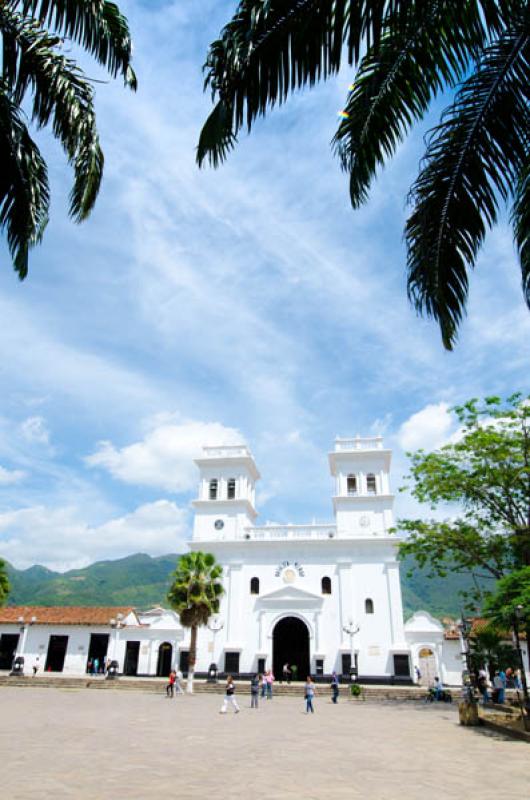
[192,445,260,542]
[328,436,394,537]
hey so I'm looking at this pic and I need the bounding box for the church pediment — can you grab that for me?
[256,585,323,609]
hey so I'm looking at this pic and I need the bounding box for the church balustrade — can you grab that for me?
[334,436,383,451]
[242,525,336,541]
[202,445,252,458]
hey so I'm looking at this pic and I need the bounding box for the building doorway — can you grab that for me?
[124,641,140,676]
[418,647,436,685]
[86,633,109,673]
[0,634,19,670]
[273,617,310,681]
[45,635,69,672]
[224,651,240,676]
[179,650,189,676]
[156,642,173,677]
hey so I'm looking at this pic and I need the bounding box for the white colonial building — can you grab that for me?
[1,436,527,685]
[190,437,412,682]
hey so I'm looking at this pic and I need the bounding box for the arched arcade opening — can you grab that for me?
[156,642,173,677]
[272,616,310,681]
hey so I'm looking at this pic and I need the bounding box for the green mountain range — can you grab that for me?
[3,552,490,619]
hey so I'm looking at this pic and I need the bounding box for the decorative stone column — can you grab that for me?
[385,561,405,643]
[226,562,242,641]
[337,560,353,636]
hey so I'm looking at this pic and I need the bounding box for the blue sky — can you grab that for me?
[0,1,529,570]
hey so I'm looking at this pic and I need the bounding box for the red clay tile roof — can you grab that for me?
[0,606,135,625]
[469,617,527,638]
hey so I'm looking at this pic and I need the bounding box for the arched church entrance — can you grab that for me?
[156,642,173,677]
[273,617,310,681]
[418,647,436,686]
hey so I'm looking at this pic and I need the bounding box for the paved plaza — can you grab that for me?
[0,687,528,799]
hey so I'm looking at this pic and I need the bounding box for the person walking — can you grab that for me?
[499,668,507,703]
[415,665,421,684]
[93,657,99,675]
[260,671,267,699]
[250,674,260,709]
[32,657,40,677]
[477,669,489,704]
[220,675,240,714]
[166,670,176,698]
[493,671,505,704]
[330,671,339,704]
[174,668,184,695]
[282,662,291,684]
[304,676,315,713]
[266,669,274,699]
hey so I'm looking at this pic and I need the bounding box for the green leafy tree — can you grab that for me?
[484,567,530,692]
[485,567,530,624]
[198,1,530,349]
[398,394,530,607]
[167,551,224,693]
[0,558,10,606]
[1,1,136,277]
[468,624,517,679]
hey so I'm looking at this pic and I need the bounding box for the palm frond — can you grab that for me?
[0,84,50,279]
[405,11,530,349]
[167,551,224,628]
[332,1,490,208]
[197,100,238,168]
[13,0,136,88]
[512,161,530,307]
[1,7,104,221]
[198,0,416,167]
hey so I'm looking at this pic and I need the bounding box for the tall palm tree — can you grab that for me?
[198,1,530,349]
[1,1,136,278]
[167,551,224,693]
[0,558,10,606]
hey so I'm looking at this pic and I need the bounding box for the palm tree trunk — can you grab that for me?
[186,625,197,694]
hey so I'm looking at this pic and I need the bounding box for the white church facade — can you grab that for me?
[190,437,412,682]
[2,436,527,685]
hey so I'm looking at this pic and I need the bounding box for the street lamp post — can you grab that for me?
[208,616,224,658]
[11,615,36,675]
[109,613,125,672]
[17,615,37,660]
[457,614,474,688]
[207,616,224,683]
[342,619,360,680]
[513,604,530,716]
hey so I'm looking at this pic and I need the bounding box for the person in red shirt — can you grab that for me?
[166,669,176,698]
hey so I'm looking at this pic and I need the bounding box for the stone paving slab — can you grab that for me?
[0,687,528,800]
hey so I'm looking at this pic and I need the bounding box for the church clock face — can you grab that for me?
[214,519,224,530]
[282,568,296,584]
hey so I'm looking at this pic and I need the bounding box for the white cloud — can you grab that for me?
[86,417,244,493]
[0,465,26,485]
[397,402,455,452]
[0,500,189,571]
[20,416,50,445]
[370,413,393,435]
